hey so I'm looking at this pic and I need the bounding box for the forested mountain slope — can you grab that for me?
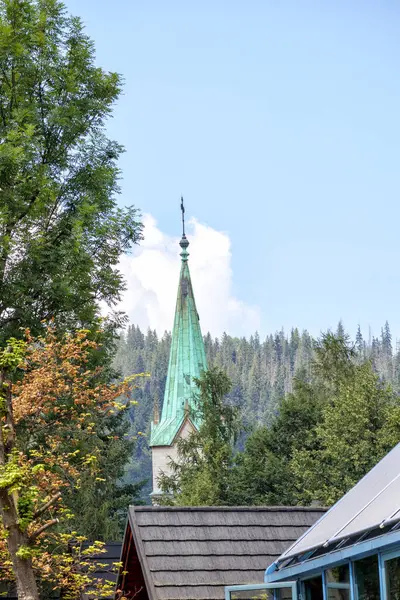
[114,321,398,500]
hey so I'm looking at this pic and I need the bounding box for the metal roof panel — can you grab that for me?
[279,442,400,561]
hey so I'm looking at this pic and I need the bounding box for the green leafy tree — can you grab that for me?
[0,0,143,344]
[158,367,240,506]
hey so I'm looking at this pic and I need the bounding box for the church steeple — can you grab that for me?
[150,199,207,449]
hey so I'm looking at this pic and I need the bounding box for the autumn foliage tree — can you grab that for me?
[0,326,138,600]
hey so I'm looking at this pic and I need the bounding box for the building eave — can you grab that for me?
[126,507,159,600]
[150,414,198,447]
[265,528,400,583]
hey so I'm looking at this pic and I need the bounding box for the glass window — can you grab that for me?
[275,589,294,600]
[326,564,350,600]
[229,588,294,600]
[327,588,350,600]
[354,555,380,600]
[386,556,400,600]
[230,590,274,600]
[326,565,350,584]
[304,577,324,600]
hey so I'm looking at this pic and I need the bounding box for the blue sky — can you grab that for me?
[65,0,400,341]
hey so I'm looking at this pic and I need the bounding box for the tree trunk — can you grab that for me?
[0,369,39,600]
[0,491,39,600]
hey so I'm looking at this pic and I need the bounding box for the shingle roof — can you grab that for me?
[121,506,326,600]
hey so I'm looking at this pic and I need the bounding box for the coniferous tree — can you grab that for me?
[356,325,364,357]
[380,321,393,380]
[158,367,239,505]
[230,372,324,505]
[336,320,346,338]
[292,360,394,505]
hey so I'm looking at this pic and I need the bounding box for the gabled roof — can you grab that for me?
[270,442,400,574]
[118,506,326,600]
[150,231,207,447]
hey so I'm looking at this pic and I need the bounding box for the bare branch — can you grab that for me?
[29,518,59,543]
[32,492,62,520]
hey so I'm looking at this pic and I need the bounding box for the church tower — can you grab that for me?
[149,199,207,502]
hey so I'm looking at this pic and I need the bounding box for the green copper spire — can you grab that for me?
[150,198,207,447]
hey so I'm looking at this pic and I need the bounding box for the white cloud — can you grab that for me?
[115,214,260,338]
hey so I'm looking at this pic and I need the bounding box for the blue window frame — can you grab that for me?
[225,581,298,600]
[258,541,400,600]
[325,564,351,600]
[301,574,324,600]
[353,554,380,600]
[381,548,400,600]
[291,545,400,600]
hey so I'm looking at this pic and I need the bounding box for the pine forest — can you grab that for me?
[114,320,398,501]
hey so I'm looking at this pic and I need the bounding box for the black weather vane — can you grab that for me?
[180,196,185,237]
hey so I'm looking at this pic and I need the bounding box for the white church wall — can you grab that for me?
[151,419,196,496]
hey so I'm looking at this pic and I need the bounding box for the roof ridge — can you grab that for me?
[146,553,281,557]
[154,583,259,588]
[142,538,298,542]
[139,524,317,528]
[149,568,267,573]
[129,505,328,513]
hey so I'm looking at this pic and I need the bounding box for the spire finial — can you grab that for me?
[179,196,189,260]
[180,196,185,237]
